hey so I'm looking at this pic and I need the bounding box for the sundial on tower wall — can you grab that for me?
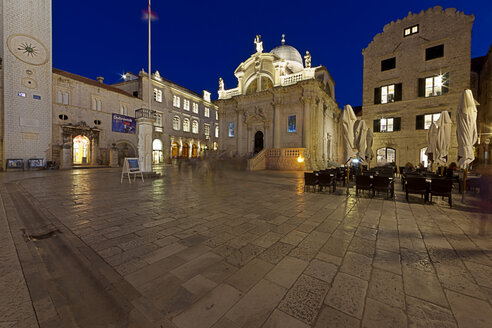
[7,34,49,66]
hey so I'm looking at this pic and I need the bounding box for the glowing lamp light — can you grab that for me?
[352,158,360,164]
[297,156,304,163]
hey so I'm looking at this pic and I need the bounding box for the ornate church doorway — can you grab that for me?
[73,135,90,164]
[192,144,198,158]
[182,143,189,158]
[254,131,264,153]
[171,142,179,158]
[152,139,163,164]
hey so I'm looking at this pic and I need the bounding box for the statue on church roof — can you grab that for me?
[219,77,224,90]
[254,35,263,53]
[304,51,311,68]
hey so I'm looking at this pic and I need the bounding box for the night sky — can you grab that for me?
[52,0,492,107]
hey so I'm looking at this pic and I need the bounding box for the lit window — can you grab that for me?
[228,122,234,137]
[215,110,218,120]
[381,85,395,104]
[377,147,396,164]
[404,24,419,37]
[424,113,441,130]
[288,115,296,132]
[380,118,394,132]
[425,75,443,97]
[215,126,219,138]
[183,118,190,132]
[173,95,180,108]
[204,124,210,136]
[192,103,198,113]
[153,89,162,102]
[183,99,190,111]
[205,107,210,117]
[154,113,163,127]
[192,120,198,134]
[173,116,180,130]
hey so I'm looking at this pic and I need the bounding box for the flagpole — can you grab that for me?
[148,0,152,112]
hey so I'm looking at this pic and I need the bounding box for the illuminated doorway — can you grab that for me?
[192,144,198,158]
[376,147,396,164]
[152,139,163,164]
[73,135,90,164]
[182,143,189,158]
[420,147,428,168]
[171,142,179,159]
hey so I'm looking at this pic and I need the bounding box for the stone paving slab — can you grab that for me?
[1,167,492,327]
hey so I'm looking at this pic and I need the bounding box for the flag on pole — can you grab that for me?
[142,8,158,21]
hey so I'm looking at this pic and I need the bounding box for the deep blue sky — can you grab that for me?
[53,0,492,107]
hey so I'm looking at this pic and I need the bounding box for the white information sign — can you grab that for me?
[121,158,144,183]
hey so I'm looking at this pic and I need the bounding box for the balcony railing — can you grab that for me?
[135,108,156,120]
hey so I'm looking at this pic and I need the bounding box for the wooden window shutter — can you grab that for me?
[442,72,450,94]
[394,117,401,131]
[373,119,381,132]
[416,115,424,130]
[418,78,425,97]
[374,87,381,104]
[394,83,403,101]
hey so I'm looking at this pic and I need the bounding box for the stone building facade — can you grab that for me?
[215,36,342,170]
[361,6,475,167]
[1,0,53,169]
[113,71,219,162]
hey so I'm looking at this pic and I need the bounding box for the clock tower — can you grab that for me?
[0,0,52,169]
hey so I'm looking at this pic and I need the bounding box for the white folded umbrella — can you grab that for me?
[457,89,478,168]
[435,110,452,165]
[342,105,357,163]
[425,122,439,163]
[354,119,368,161]
[365,128,374,162]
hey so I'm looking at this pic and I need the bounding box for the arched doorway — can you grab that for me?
[376,147,396,164]
[116,141,136,167]
[152,139,163,164]
[254,131,264,153]
[182,143,189,158]
[191,144,198,158]
[171,142,179,159]
[73,135,90,164]
[420,147,428,168]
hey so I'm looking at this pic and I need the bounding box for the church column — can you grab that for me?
[273,103,281,148]
[302,97,312,149]
[236,109,243,155]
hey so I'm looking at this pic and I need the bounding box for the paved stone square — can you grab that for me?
[1,165,492,327]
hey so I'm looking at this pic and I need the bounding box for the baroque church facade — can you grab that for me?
[215,36,342,170]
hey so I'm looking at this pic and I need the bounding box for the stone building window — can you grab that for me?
[193,103,199,113]
[228,122,234,137]
[377,147,396,164]
[215,126,219,138]
[120,104,129,116]
[204,124,210,136]
[92,97,102,111]
[205,107,210,117]
[154,112,163,131]
[173,116,180,130]
[381,57,396,71]
[58,114,68,120]
[288,115,296,132]
[373,117,401,132]
[374,83,402,104]
[416,113,443,130]
[183,118,190,132]
[215,110,218,120]
[419,73,449,97]
[192,120,199,134]
[183,99,190,111]
[425,45,444,61]
[173,95,180,108]
[57,90,69,104]
[404,24,419,37]
[153,88,162,102]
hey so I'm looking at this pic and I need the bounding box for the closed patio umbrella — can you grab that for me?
[425,122,439,167]
[435,110,452,166]
[365,128,374,163]
[457,89,478,168]
[342,105,357,163]
[354,119,368,161]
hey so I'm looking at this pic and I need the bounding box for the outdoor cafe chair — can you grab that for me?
[318,173,336,193]
[429,178,453,207]
[373,175,394,198]
[304,172,318,192]
[405,176,428,202]
[336,169,346,186]
[355,174,373,197]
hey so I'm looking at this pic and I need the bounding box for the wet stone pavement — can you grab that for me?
[1,166,492,327]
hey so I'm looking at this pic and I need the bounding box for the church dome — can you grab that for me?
[270,44,304,73]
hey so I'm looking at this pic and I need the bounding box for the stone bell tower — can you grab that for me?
[0,0,53,169]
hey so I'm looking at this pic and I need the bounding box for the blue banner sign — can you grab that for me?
[112,113,136,134]
[127,158,140,172]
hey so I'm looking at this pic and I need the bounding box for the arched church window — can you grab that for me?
[173,116,181,130]
[192,120,198,134]
[183,118,190,132]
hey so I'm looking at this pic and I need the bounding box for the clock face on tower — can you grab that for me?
[7,34,49,66]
